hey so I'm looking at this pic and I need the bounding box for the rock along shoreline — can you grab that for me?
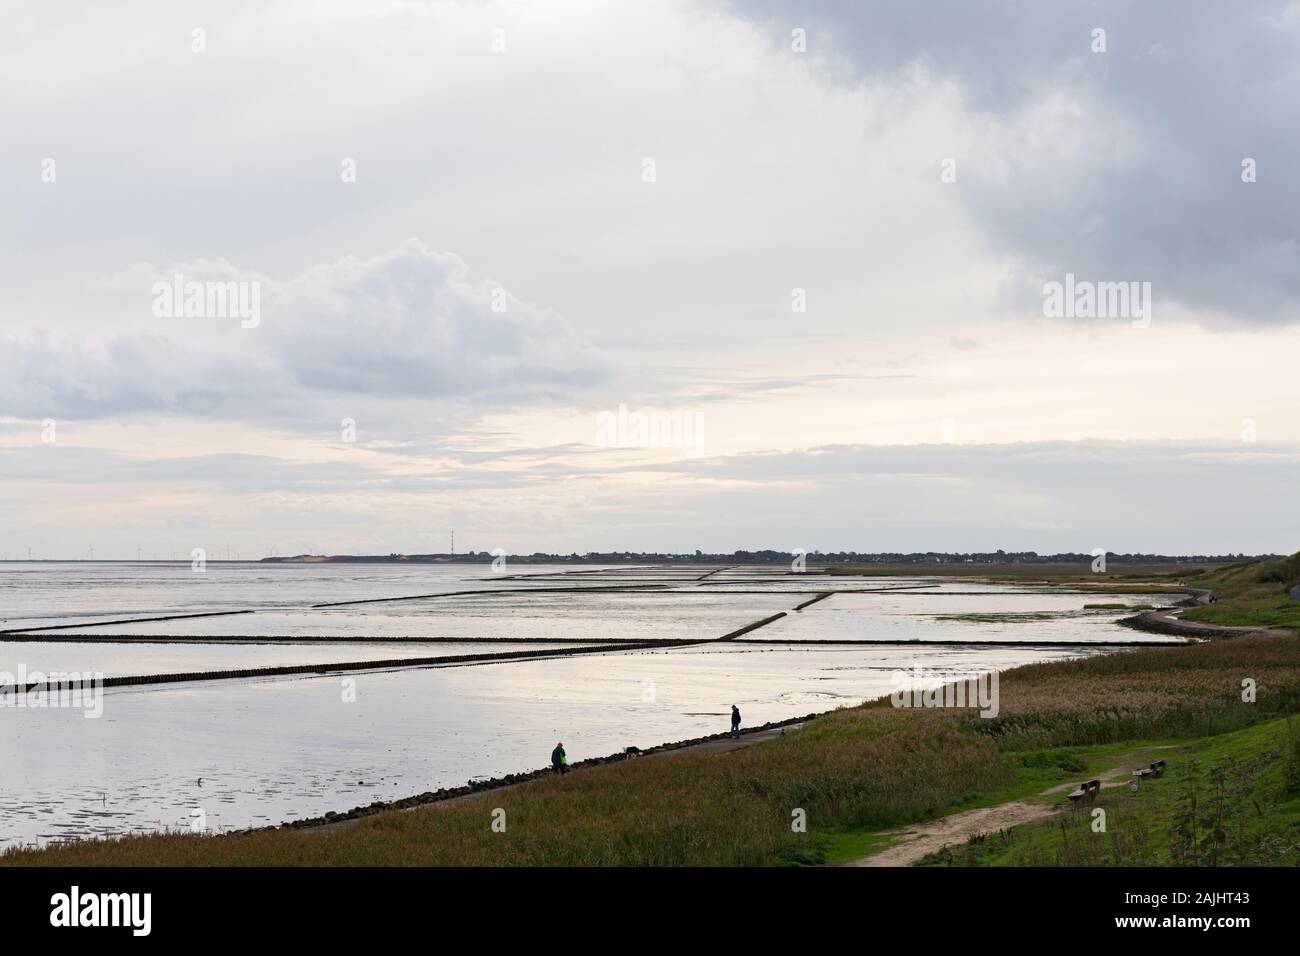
[266,712,820,833]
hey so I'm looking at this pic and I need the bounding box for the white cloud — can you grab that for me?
[0,240,607,420]
[3,1,1297,555]
[5,438,1297,557]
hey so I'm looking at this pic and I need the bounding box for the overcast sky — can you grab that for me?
[3,0,1299,559]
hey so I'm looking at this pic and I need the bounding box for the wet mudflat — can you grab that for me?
[0,562,1181,847]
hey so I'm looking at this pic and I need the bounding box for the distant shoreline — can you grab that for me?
[1,554,1271,567]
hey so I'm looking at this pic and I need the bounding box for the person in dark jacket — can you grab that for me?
[730,705,741,739]
[551,742,568,774]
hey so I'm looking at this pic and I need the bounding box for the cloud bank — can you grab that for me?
[736,0,1300,324]
[0,240,607,421]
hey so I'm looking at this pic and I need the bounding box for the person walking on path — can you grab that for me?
[730,705,741,740]
[551,742,569,774]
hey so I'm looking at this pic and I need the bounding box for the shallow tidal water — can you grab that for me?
[0,562,1179,847]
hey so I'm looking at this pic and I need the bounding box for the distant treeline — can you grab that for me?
[259,550,1273,565]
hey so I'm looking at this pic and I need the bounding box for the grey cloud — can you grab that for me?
[263,241,607,398]
[0,240,608,422]
[0,447,382,492]
[621,366,917,405]
[7,439,1297,554]
[646,438,1300,482]
[0,326,281,421]
[734,0,1300,324]
[611,438,1300,553]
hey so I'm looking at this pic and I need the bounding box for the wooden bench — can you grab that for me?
[1131,759,1166,781]
[1067,778,1102,806]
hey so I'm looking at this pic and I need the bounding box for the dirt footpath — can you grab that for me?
[851,742,1187,867]
[849,801,1058,867]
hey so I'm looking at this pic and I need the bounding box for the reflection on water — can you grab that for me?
[0,563,1181,847]
[0,641,590,678]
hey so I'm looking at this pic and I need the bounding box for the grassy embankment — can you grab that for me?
[5,557,1299,867]
[916,715,1300,866]
[1179,553,1300,629]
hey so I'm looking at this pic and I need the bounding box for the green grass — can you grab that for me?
[818,748,1081,864]
[1256,551,1300,585]
[819,830,901,864]
[10,628,1300,867]
[2,706,1014,867]
[915,717,1300,866]
[1183,594,1300,629]
[7,554,1299,867]
[1180,550,1300,629]
[825,737,1204,863]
